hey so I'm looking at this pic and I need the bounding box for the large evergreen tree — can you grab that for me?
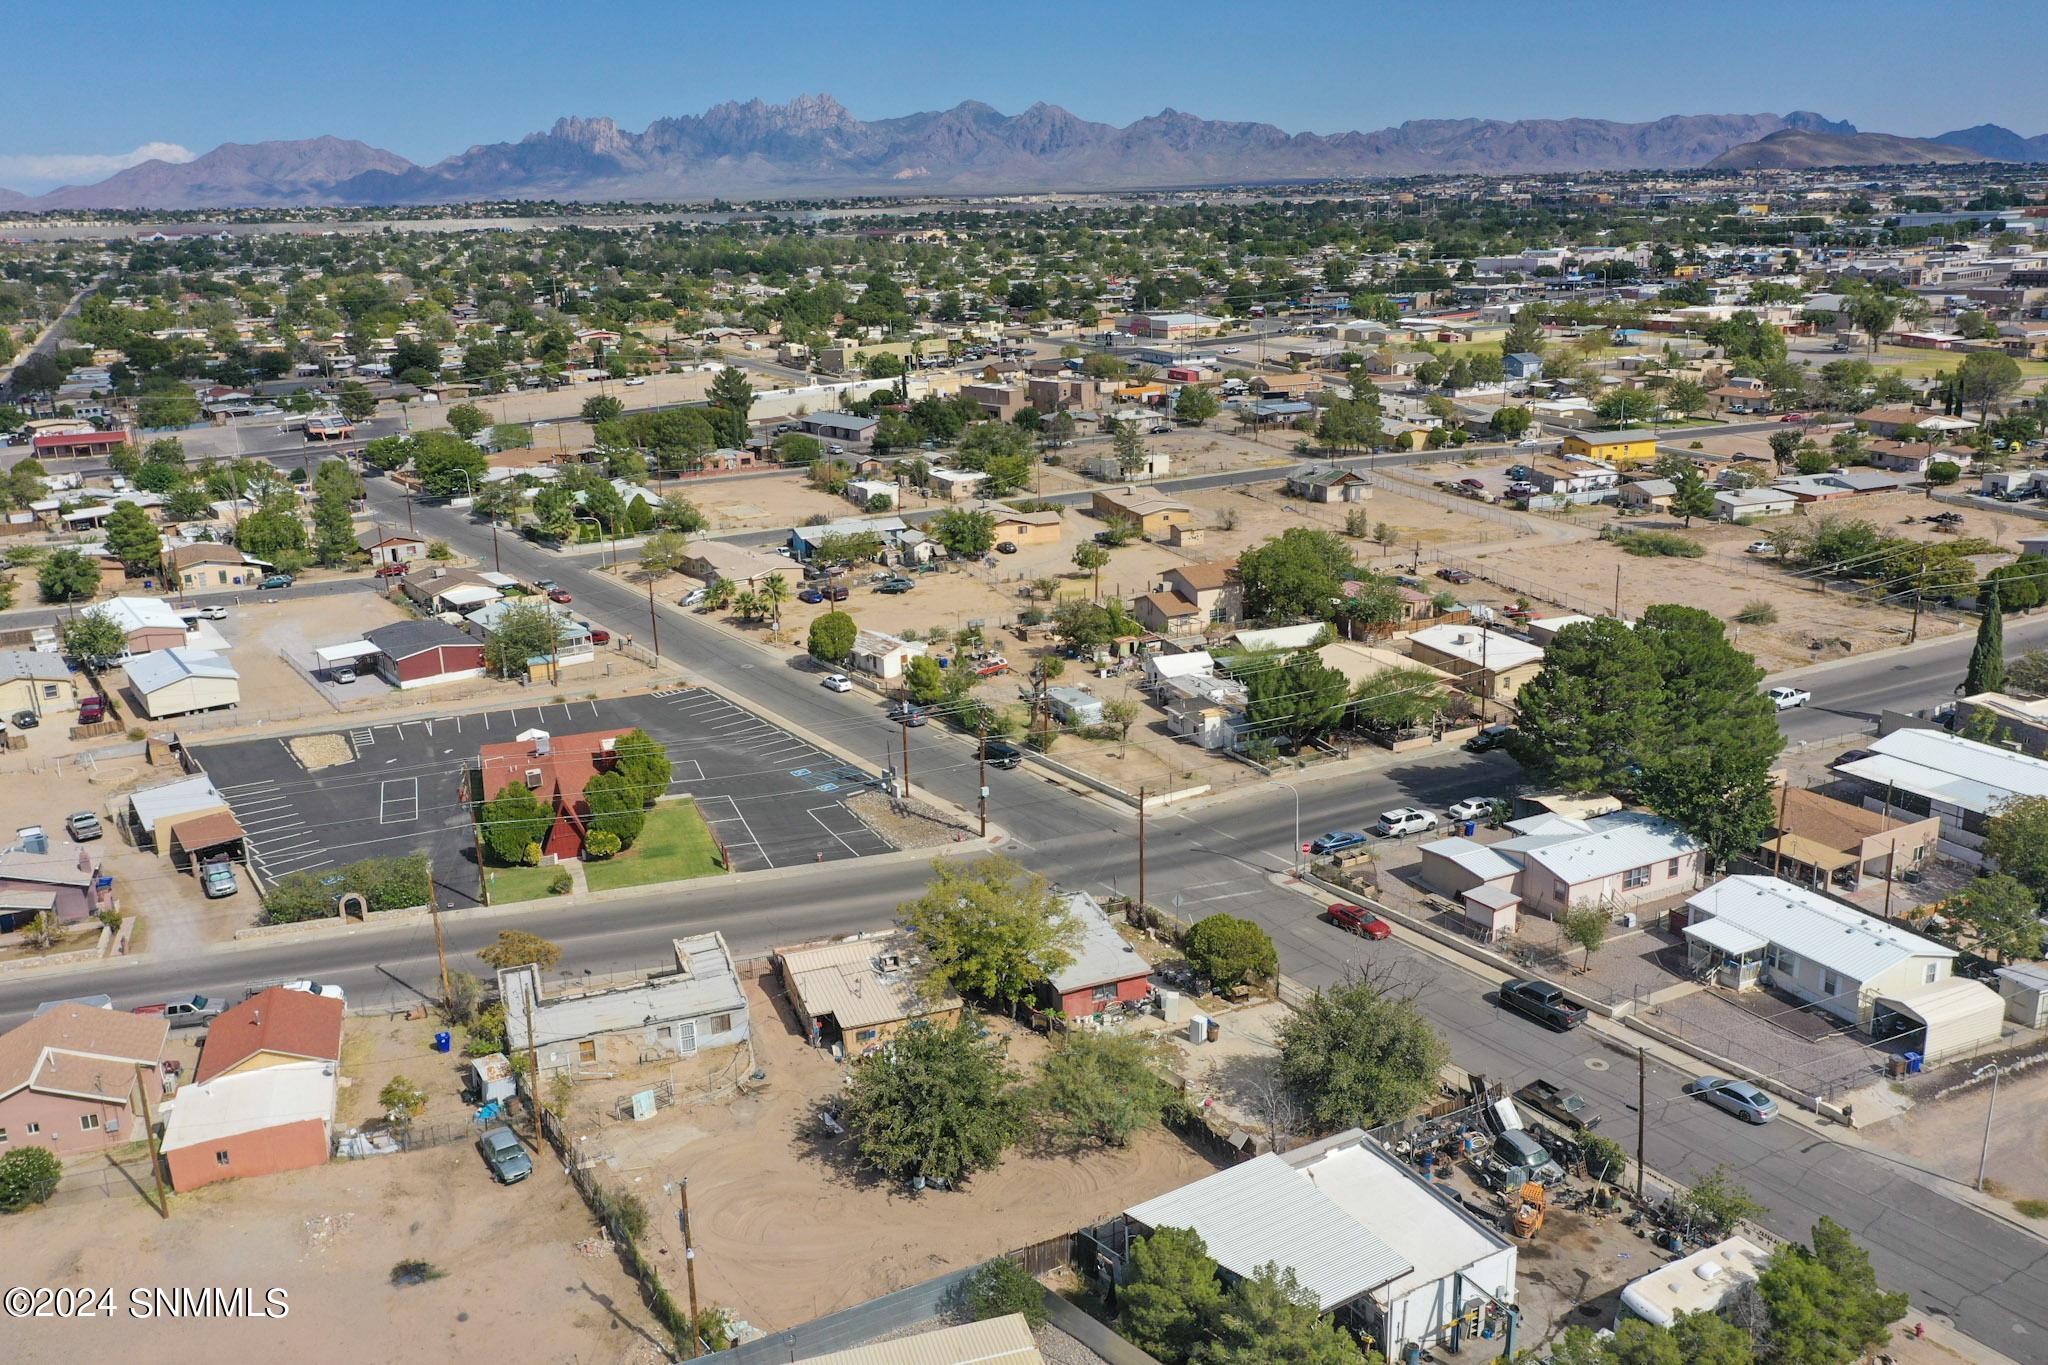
[1508,617,1666,792]
[1966,578,2005,695]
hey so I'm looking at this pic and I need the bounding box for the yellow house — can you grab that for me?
[1561,429,1660,467]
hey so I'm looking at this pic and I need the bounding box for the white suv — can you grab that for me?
[1375,807,1439,837]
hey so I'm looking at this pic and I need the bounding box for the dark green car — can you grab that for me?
[876,577,916,594]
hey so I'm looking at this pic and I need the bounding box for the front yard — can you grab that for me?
[584,797,726,891]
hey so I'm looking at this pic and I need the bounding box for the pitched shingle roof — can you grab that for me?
[0,1003,168,1102]
[194,988,344,1084]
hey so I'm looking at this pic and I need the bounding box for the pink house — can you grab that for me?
[1420,811,1704,921]
[0,1004,167,1157]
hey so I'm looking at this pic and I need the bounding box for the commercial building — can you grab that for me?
[1118,1130,1516,1355]
[362,619,487,690]
[477,727,635,862]
[501,934,749,1075]
[1559,429,1659,466]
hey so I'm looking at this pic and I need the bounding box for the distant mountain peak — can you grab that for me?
[1708,128,1990,169]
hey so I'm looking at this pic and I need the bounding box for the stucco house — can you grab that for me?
[501,934,749,1075]
[777,931,962,1058]
[0,1004,167,1157]
[1420,810,1704,920]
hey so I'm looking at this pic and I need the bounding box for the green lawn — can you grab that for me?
[1867,344,2048,383]
[482,861,564,905]
[584,799,727,892]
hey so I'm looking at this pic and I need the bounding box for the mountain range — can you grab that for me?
[1705,128,1989,170]
[6,97,2040,209]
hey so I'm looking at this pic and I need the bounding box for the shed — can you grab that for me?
[1996,964,2048,1029]
[1418,837,1518,899]
[1871,977,2004,1064]
[124,648,240,718]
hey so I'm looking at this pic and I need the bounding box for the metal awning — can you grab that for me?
[315,640,375,664]
[1759,835,1856,873]
[1685,916,1770,956]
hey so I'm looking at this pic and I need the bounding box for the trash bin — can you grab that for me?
[1905,1051,1923,1074]
[433,1030,452,1054]
[1462,820,1476,836]
[1887,1055,1908,1080]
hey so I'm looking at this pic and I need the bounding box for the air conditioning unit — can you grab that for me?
[524,768,543,789]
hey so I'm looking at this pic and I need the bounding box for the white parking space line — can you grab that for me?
[806,807,862,856]
[379,777,420,825]
[669,759,705,783]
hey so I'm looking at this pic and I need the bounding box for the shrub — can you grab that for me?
[378,1075,427,1121]
[584,829,622,859]
[0,1146,63,1212]
[548,869,573,895]
[390,1259,445,1286]
[1734,600,1777,625]
[1183,913,1277,990]
[963,1257,1048,1329]
[1603,527,1704,558]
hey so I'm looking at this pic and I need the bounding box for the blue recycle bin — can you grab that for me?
[434,1030,452,1054]
[1904,1051,1923,1074]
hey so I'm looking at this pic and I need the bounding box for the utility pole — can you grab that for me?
[134,1062,169,1220]
[1770,778,1791,880]
[490,517,502,574]
[520,982,542,1126]
[901,721,911,795]
[404,490,415,534]
[1635,1046,1647,1202]
[1613,565,1621,619]
[430,898,450,1011]
[977,718,989,839]
[647,577,660,659]
[1138,786,1147,912]
[678,1178,703,1359]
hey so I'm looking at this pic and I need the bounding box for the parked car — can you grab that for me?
[10,710,36,730]
[66,811,102,842]
[1768,686,1811,710]
[78,696,107,724]
[821,674,854,693]
[332,664,358,684]
[1458,478,1487,493]
[1489,1129,1567,1187]
[282,980,346,1002]
[887,702,928,727]
[547,587,573,604]
[1687,1076,1779,1124]
[1745,540,1778,555]
[1464,724,1512,753]
[1325,903,1392,939]
[876,576,916,594]
[1374,807,1439,837]
[1310,830,1367,856]
[260,573,294,590]
[478,1125,533,1184]
[1498,979,1587,1031]
[133,994,228,1028]
[1446,797,1493,822]
[193,604,228,619]
[995,541,1019,555]
[973,658,1011,677]
[201,863,238,899]
[798,585,849,604]
[681,588,708,608]
[624,376,647,387]
[580,623,611,645]
[1514,1079,1601,1132]
[374,562,408,578]
[980,737,1024,770]
[1436,566,1474,585]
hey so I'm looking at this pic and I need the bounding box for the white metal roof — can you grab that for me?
[793,1315,1042,1365]
[1508,812,1700,886]
[161,1060,336,1152]
[124,648,238,694]
[127,775,226,836]
[1684,915,1770,956]
[101,595,186,634]
[1301,1142,1512,1305]
[1048,892,1150,995]
[1420,836,1519,882]
[1873,976,2004,1049]
[1125,1151,1412,1312]
[1407,625,1545,672]
[1684,876,1953,982]
[314,640,375,664]
[1838,728,2048,817]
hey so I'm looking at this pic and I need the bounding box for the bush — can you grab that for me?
[963,1257,1048,1329]
[1183,913,1277,990]
[584,829,622,859]
[379,1075,427,1121]
[264,852,432,923]
[548,869,573,895]
[0,1146,63,1212]
[1603,527,1704,558]
[1734,600,1777,625]
[594,1185,650,1240]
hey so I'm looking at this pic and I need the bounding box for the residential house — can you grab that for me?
[1616,478,1676,512]
[0,651,79,720]
[971,501,1062,547]
[1488,811,1703,918]
[1403,624,1545,704]
[1244,399,1316,427]
[788,516,909,562]
[1759,786,1941,892]
[1525,460,1621,498]
[1713,487,1797,520]
[500,934,749,1075]
[1560,430,1659,467]
[397,565,512,615]
[1046,686,1104,726]
[167,543,264,591]
[846,478,899,509]
[1132,561,1241,638]
[1090,487,1195,538]
[776,931,963,1056]
[1680,876,2002,1058]
[1133,590,1202,636]
[361,619,487,690]
[849,629,926,681]
[1287,466,1373,503]
[1950,691,2048,759]
[465,599,592,673]
[1118,1130,1516,1353]
[1835,727,2048,865]
[356,530,427,566]
[1251,372,1322,400]
[101,596,189,656]
[1143,649,1216,694]
[1865,440,1971,476]
[161,1061,338,1192]
[1043,891,1152,1018]
[789,1316,1043,1365]
[1774,470,1902,503]
[961,383,1029,422]
[927,467,989,500]
[0,1004,166,1157]
[1503,352,1544,381]
[800,412,881,445]
[0,844,110,930]
[194,988,344,1084]
[124,647,240,718]
[125,775,230,855]
[679,541,798,588]
[1081,447,1172,481]
[1161,672,1248,750]
[478,727,633,862]
[1225,623,1327,653]
[1859,407,1976,438]
[1709,382,1772,414]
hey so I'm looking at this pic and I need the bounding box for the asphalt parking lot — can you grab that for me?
[188,689,892,908]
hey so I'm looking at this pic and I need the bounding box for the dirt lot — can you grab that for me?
[545,967,1225,1333]
[1863,1064,2048,1218]
[10,1134,662,1365]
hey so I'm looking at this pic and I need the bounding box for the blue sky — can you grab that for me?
[4,0,2045,189]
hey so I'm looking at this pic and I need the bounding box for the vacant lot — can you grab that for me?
[546,967,1225,1332]
[1864,1065,2048,1220]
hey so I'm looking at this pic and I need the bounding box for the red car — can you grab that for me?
[374,562,408,578]
[581,623,611,644]
[1778,413,1808,423]
[1326,904,1392,939]
[547,588,573,604]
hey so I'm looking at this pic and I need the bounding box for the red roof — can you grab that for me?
[32,431,128,450]
[478,728,634,860]
[194,989,344,1084]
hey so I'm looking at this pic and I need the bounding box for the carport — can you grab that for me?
[1872,978,2005,1064]
[1757,834,1857,891]
[167,809,246,875]
[315,640,376,680]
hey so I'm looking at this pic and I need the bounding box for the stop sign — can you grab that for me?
[1300,842,1312,854]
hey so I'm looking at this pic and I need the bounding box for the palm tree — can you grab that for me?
[704,578,737,615]
[756,574,791,632]
[734,588,763,623]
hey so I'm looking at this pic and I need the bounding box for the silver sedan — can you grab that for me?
[1687,1076,1779,1124]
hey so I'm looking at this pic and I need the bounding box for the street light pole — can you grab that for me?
[1977,1063,2004,1191]
[1275,781,1302,873]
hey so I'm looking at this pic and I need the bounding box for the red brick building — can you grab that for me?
[478,727,635,861]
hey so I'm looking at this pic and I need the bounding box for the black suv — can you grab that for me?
[1498,979,1588,1031]
[981,738,1024,770]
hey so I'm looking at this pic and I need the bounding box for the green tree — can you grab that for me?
[38,548,100,604]
[1238,527,1353,621]
[1033,1031,1177,1149]
[58,608,127,670]
[411,430,489,497]
[611,729,673,805]
[928,508,997,558]
[1175,383,1219,426]
[1638,748,1776,875]
[581,770,647,848]
[1243,651,1351,748]
[1184,912,1277,989]
[1669,1311,1756,1365]
[1277,975,1448,1131]
[490,423,532,451]
[1952,873,2039,961]
[1192,1262,1365,1365]
[1956,351,2023,419]
[1120,1227,1223,1362]
[336,380,377,422]
[0,1144,64,1212]
[1757,1217,1908,1365]
[963,1258,1048,1329]
[897,855,1078,1013]
[807,610,857,665]
[1986,796,2048,902]
[1665,378,1710,418]
[1674,1165,1763,1240]
[478,929,563,971]
[902,654,947,707]
[482,601,568,678]
[1490,406,1533,440]
[841,1017,1024,1183]
[103,501,162,576]
[581,394,624,425]
[137,391,201,428]
[1966,579,2005,695]
[236,503,308,561]
[480,782,555,865]
[1348,665,1451,735]
[1669,466,1715,525]
[1562,904,1612,967]
[444,402,488,439]
[1316,400,1381,453]
[1596,386,1658,427]
[1509,617,1666,793]
[378,1075,428,1121]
